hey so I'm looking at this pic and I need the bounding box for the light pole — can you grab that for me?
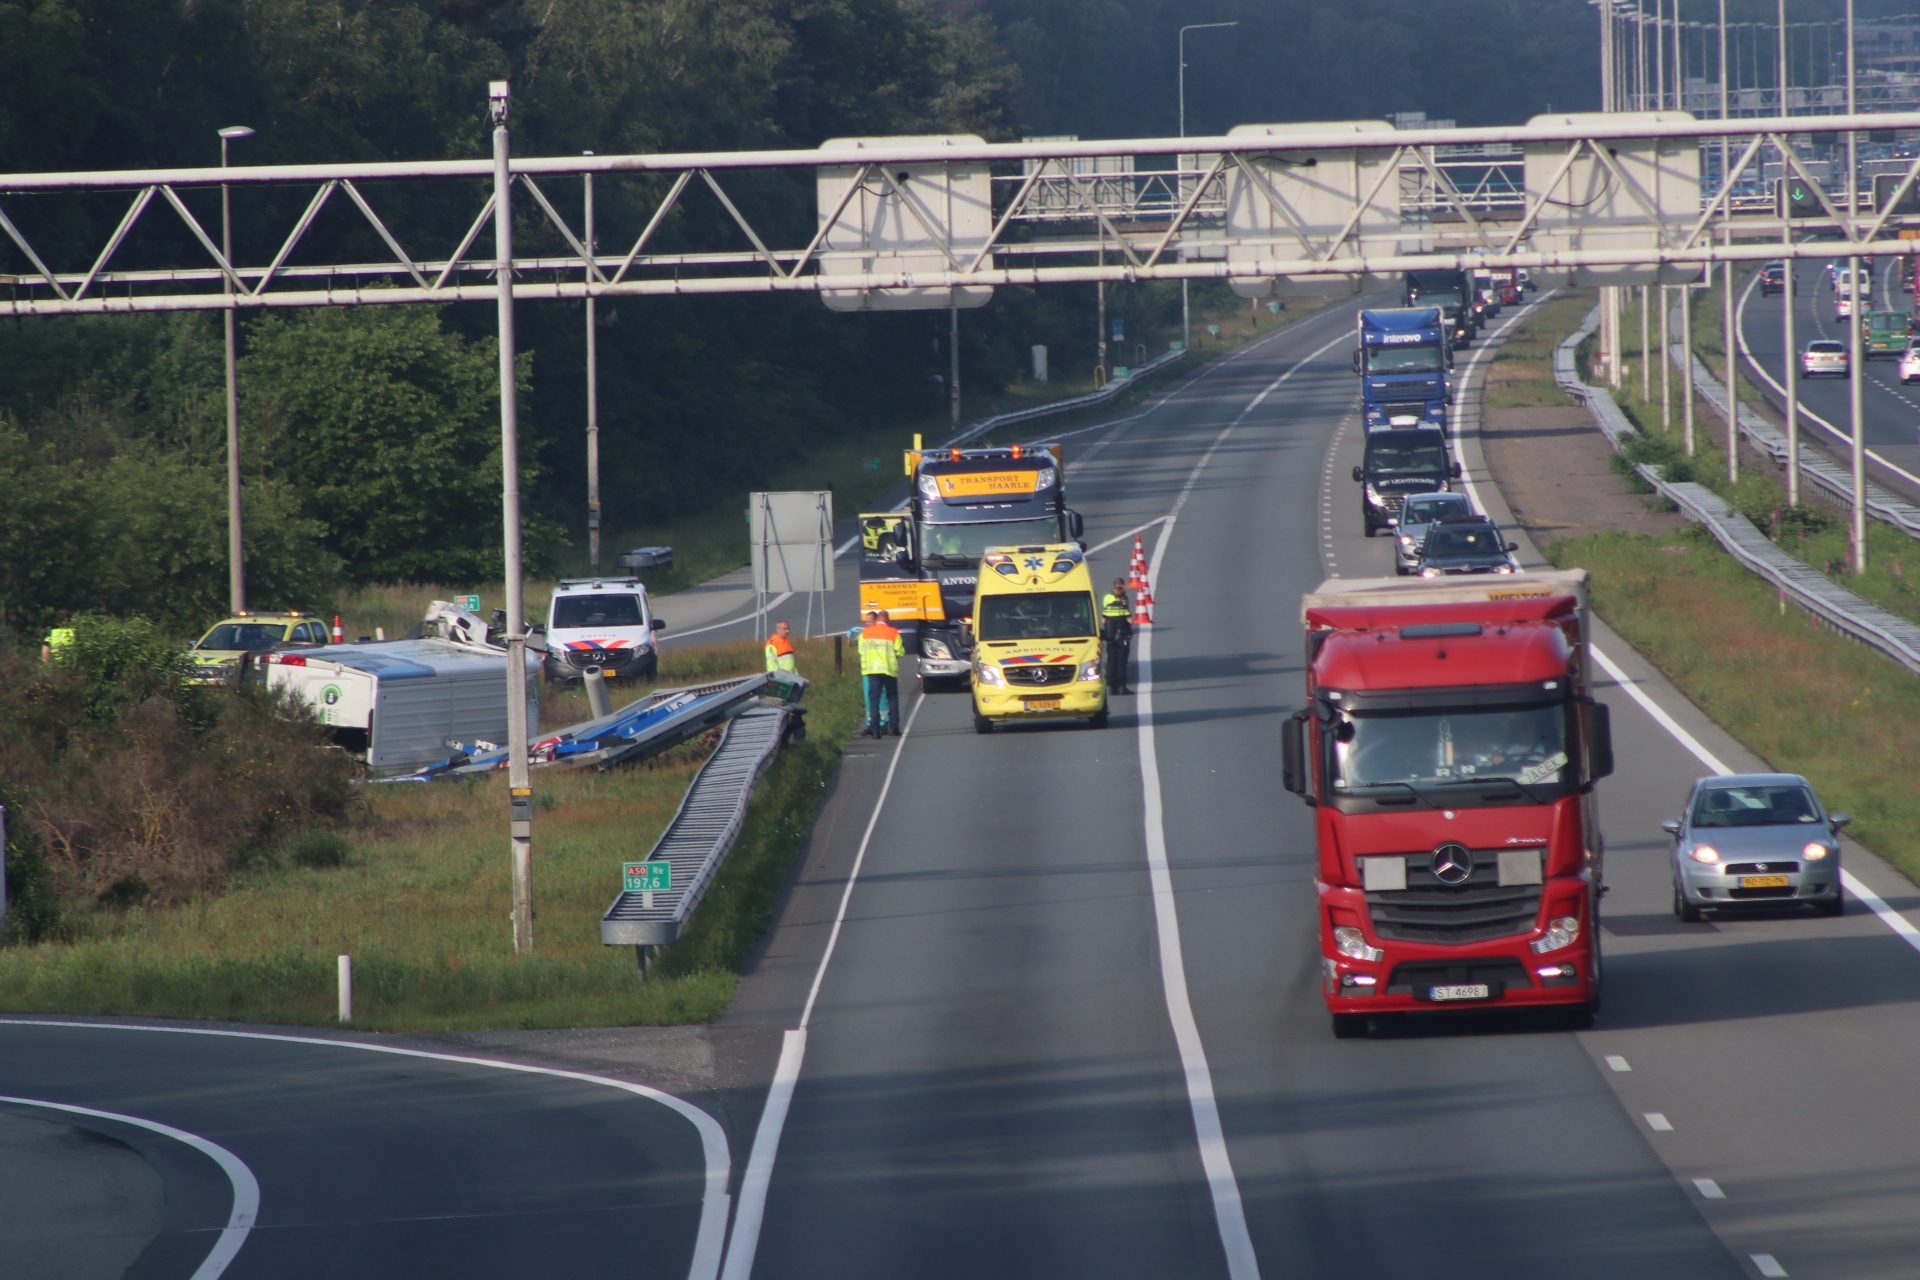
[219,125,254,615]
[1178,20,1237,352]
[1846,0,1866,574]
[490,81,535,955]
[1780,0,1799,508]
[583,152,601,572]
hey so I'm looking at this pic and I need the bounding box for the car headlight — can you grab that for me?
[1332,925,1384,962]
[1688,844,1721,864]
[1803,842,1832,860]
[1078,660,1101,682]
[1495,564,1515,574]
[1398,534,1416,548]
[1530,914,1581,954]
[1420,566,1441,578]
[922,637,953,660]
[975,663,1004,686]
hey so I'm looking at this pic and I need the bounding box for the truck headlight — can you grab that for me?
[918,474,940,500]
[1530,915,1581,954]
[976,663,1004,686]
[922,637,953,660]
[1078,660,1100,682]
[1332,926,1384,962]
[1364,484,1384,506]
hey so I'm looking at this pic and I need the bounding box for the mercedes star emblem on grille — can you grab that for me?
[1430,843,1473,885]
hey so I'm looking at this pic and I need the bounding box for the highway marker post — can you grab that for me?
[623,860,671,911]
[337,954,352,1022]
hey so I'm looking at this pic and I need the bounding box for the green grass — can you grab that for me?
[0,637,865,1030]
[1482,290,1600,409]
[1549,529,1920,887]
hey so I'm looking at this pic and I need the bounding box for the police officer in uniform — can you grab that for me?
[1101,578,1132,695]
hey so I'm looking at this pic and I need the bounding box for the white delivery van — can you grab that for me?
[543,576,663,686]
[266,638,539,774]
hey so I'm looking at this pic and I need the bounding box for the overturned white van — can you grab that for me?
[266,639,540,774]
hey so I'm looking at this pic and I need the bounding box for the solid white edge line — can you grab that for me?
[0,1020,733,1280]
[718,687,929,1280]
[1733,266,1920,491]
[0,1092,260,1280]
[1135,325,1352,1280]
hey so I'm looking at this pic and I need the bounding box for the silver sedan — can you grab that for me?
[1393,491,1474,574]
[1666,773,1847,921]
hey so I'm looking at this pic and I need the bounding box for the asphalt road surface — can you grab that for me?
[1736,254,1920,500]
[723,293,1920,1280]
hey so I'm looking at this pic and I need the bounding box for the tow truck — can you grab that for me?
[859,439,1083,692]
[1282,571,1613,1037]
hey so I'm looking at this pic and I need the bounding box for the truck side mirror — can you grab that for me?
[1351,348,1364,374]
[1067,509,1084,538]
[893,546,913,567]
[1450,462,1463,479]
[1351,464,1364,483]
[1281,710,1314,801]
[1586,700,1614,781]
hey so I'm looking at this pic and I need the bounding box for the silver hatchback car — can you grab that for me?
[1666,774,1848,921]
[1393,491,1474,574]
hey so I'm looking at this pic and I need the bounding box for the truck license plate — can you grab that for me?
[1740,874,1791,888]
[1025,698,1062,711]
[1428,983,1491,1002]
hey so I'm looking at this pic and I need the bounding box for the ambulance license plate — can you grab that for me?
[1740,874,1790,889]
[1428,984,1491,1002]
[1025,698,1062,711]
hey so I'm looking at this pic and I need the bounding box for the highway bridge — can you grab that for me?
[10,292,1920,1280]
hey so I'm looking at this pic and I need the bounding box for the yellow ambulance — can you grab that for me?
[969,543,1108,733]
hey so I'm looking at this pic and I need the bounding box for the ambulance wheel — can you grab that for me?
[973,710,994,735]
[1088,709,1109,729]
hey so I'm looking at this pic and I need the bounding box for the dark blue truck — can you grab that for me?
[1354,306,1452,434]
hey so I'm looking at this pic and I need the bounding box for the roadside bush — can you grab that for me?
[0,627,358,909]
[0,777,65,944]
[288,831,350,869]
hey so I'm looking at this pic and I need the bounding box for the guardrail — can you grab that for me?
[941,345,1187,447]
[600,703,792,973]
[1555,307,1920,679]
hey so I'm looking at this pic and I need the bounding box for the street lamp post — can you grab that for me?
[1178,21,1237,352]
[583,152,601,572]
[218,125,254,615]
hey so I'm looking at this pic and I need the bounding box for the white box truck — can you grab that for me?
[265,638,539,774]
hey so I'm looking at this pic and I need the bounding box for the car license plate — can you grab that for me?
[1428,983,1491,1002]
[1025,697,1062,711]
[1740,874,1791,889]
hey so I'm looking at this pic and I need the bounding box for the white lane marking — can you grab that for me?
[1088,516,1170,557]
[1733,269,1920,491]
[1694,1177,1727,1199]
[669,593,795,641]
[1135,326,1352,1280]
[1605,1054,1632,1072]
[719,684,930,1280]
[0,1094,258,1280]
[1645,1112,1674,1131]
[1752,1253,1789,1277]
[0,1020,732,1280]
[1588,645,1920,956]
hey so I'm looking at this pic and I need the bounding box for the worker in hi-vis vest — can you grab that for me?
[858,609,904,737]
[40,610,74,664]
[765,619,797,674]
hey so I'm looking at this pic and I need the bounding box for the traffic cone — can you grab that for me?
[332,615,344,644]
[1133,593,1153,626]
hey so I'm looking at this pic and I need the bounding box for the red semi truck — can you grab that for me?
[1281,571,1613,1037]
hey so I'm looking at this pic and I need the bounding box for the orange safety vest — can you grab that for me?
[765,633,797,673]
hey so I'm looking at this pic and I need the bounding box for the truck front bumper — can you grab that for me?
[919,658,970,677]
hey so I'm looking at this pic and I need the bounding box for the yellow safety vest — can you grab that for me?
[44,627,75,657]
[1101,592,1130,618]
[765,635,798,673]
[858,624,902,677]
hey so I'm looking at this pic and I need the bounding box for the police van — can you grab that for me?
[543,576,664,686]
[969,543,1107,733]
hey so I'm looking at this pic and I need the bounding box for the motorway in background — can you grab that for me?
[7,296,1920,1279]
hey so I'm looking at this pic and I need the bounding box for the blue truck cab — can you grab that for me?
[1353,306,1452,433]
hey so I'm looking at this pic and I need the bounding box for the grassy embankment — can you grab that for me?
[1485,287,1920,887]
[0,638,863,1031]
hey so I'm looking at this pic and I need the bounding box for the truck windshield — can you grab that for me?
[1329,703,1570,794]
[552,594,644,628]
[977,591,1096,641]
[920,517,1061,566]
[1407,274,1465,301]
[1367,346,1444,374]
[1366,441,1449,475]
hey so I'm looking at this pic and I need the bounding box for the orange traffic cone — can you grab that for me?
[332,615,344,643]
[1133,594,1153,626]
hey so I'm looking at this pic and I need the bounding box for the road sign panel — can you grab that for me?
[453,595,481,613]
[623,861,672,892]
